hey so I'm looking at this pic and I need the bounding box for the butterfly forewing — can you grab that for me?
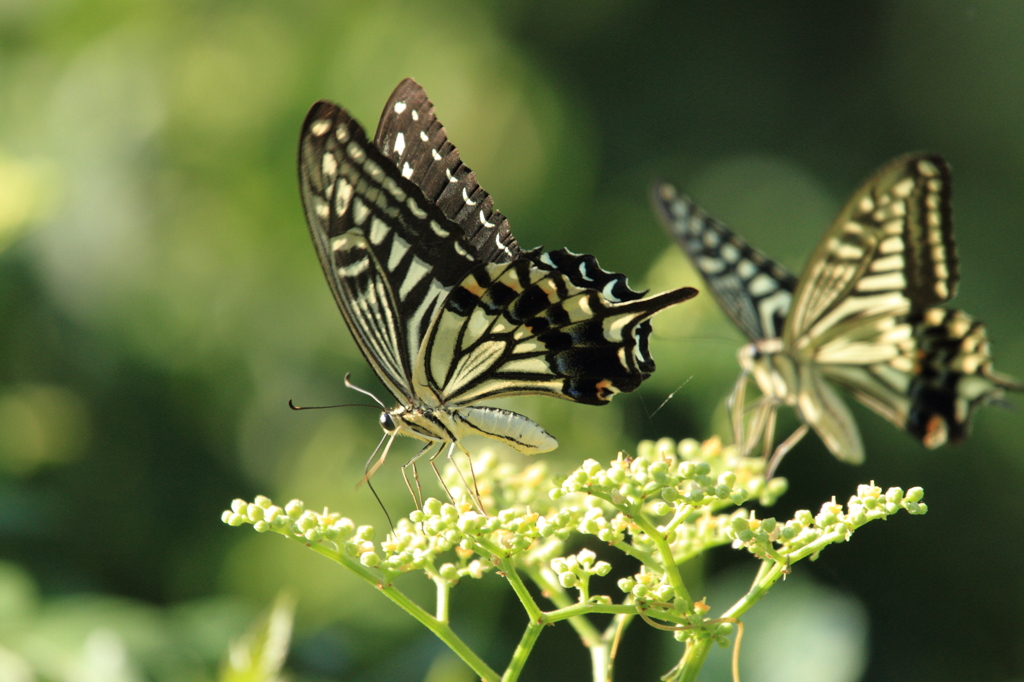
[651,182,798,341]
[299,91,525,403]
[374,79,519,263]
[785,155,957,347]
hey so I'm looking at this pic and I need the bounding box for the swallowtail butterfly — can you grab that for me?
[299,78,697,484]
[652,154,1020,474]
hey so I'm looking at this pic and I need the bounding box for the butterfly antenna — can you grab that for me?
[649,376,693,418]
[361,430,395,487]
[288,399,378,410]
[344,373,387,410]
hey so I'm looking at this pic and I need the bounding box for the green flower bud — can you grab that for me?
[760,518,776,533]
[559,572,578,588]
[654,585,675,602]
[677,439,700,460]
[885,488,904,505]
[285,500,304,517]
[661,487,679,502]
[717,472,736,488]
[231,499,247,514]
[636,440,656,459]
[730,490,749,505]
[686,489,704,504]
[254,495,272,509]
[225,513,245,526]
[655,437,676,458]
[905,487,925,503]
[246,505,265,523]
[736,529,753,542]
[632,584,649,599]
[304,528,321,543]
[360,552,381,568]
[356,525,375,541]
[730,517,750,533]
[618,577,636,593]
[253,520,270,533]
[594,561,611,577]
[794,510,814,526]
[648,501,670,516]
[439,563,459,581]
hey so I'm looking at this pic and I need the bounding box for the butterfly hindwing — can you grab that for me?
[785,155,957,346]
[415,249,698,406]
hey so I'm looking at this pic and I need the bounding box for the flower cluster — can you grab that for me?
[223,436,925,648]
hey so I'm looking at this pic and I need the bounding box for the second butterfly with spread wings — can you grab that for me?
[652,154,1020,475]
[299,79,697,485]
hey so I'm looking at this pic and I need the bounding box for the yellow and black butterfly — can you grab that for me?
[298,79,697,490]
[652,154,1020,475]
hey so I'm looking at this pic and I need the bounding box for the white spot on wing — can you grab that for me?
[394,132,406,156]
[334,178,353,215]
[402,162,413,179]
[748,273,778,297]
[352,197,369,225]
[310,119,331,137]
[393,101,407,114]
[321,152,337,178]
[399,257,430,298]
[388,235,410,271]
[496,234,513,258]
[369,217,389,245]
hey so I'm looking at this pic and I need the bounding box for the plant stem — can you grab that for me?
[630,513,693,609]
[502,621,543,682]
[300,537,500,682]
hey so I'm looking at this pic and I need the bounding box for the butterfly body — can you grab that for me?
[653,154,1019,470]
[299,79,697,479]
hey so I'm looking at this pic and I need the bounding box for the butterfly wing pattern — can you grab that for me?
[299,78,697,470]
[652,154,1020,472]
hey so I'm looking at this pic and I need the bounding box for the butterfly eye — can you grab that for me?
[379,412,397,433]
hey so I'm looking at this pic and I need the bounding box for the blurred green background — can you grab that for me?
[1,1,1023,680]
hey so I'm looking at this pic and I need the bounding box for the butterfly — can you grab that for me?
[298,78,697,493]
[652,153,1020,476]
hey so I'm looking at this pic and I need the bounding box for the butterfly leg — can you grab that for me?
[765,423,809,479]
[759,403,777,463]
[727,369,751,455]
[402,442,441,509]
